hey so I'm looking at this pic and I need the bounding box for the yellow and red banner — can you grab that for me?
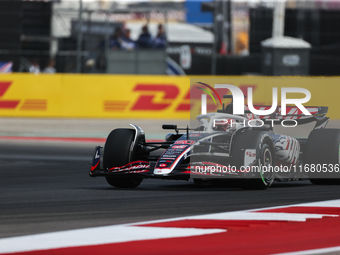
[0,74,339,119]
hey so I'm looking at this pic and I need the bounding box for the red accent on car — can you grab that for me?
[91,161,99,171]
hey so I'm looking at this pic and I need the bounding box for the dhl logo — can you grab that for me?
[0,81,47,111]
[104,84,258,113]
[0,82,20,109]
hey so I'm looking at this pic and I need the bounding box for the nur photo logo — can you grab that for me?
[195,82,312,128]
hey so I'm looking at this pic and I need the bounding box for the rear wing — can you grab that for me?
[249,106,329,129]
[217,94,329,129]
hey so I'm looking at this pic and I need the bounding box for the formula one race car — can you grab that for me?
[89,97,340,189]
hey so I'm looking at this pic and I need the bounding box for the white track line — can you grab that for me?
[294,200,340,208]
[273,245,340,255]
[186,212,337,222]
[0,226,225,254]
[132,199,340,226]
[1,199,340,254]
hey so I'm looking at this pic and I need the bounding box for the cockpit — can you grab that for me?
[196,113,263,133]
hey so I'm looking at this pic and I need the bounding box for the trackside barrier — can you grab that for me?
[0,74,339,119]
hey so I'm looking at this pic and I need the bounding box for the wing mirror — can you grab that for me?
[162,124,177,130]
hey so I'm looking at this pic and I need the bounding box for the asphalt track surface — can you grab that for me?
[2,139,340,241]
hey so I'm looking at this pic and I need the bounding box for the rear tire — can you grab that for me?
[244,142,275,189]
[231,130,275,190]
[104,129,143,188]
[304,129,340,185]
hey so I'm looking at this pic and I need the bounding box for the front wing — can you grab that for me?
[89,146,246,180]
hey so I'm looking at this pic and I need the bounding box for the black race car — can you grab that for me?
[89,99,340,189]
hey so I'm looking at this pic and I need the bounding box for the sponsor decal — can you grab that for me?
[246,150,256,157]
[5,75,340,119]
[132,84,179,111]
[244,149,256,166]
[0,81,19,109]
[127,170,149,173]
[154,169,172,174]
[109,161,149,172]
[103,100,129,112]
[105,84,189,113]
[109,165,149,172]
[172,145,187,149]
[99,82,260,116]
[95,151,100,159]
[189,133,202,137]
[175,140,195,145]
[161,155,177,158]
[0,81,47,111]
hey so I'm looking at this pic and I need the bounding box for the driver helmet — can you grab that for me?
[213,119,233,131]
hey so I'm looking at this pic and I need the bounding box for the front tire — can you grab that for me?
[104,129,143,188]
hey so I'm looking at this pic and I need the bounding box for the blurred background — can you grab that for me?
[1,0,340,76]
